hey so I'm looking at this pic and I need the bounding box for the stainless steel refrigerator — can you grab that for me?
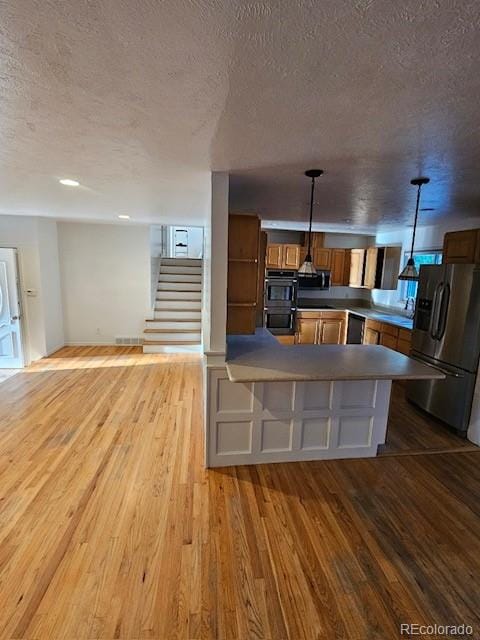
[406,263,480,435]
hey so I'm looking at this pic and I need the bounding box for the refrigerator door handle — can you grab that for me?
[430,282,443,340]
[409,355,464,378]
[436,282,450,341]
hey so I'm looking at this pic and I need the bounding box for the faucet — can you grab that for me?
[404,296,416,318]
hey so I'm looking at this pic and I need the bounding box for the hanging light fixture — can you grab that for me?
[398,176,430,281]
[298,169,324,277]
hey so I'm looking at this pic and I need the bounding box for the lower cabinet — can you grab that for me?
[295,311,347,345]
[296,318,318,344]
[364,319,412,354]
[364,327,380,344]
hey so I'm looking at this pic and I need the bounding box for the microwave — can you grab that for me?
[297,270,330,291]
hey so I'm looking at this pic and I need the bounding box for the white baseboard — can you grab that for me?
[65,341,123,346]
[46,343,66,356]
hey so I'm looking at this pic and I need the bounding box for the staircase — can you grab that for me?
[143,258,202,353]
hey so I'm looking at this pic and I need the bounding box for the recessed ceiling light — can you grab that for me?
[118,214,131,220]
[59,178,80,186]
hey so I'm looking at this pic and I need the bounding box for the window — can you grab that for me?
[401,251,443,300]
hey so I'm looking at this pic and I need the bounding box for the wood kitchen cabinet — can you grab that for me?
[318,317,346,344]
[313,248,331,269]
[349,247,401,290]
[266,244,283,268]
[295,311,347,345]
[266,243,301,269]
[443,229,480,264]
[397,328,413,355]
[330,249,351,286]
[349,249,365,287]
[295,318,318,344]
[364,318,412,354]
[227,214,260,334]
[364,327,380,345]
[283,244,301,268]
[363,248,378,289]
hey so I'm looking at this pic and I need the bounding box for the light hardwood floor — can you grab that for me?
[0,347,479,639]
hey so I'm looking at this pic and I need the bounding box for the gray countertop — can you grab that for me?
[296,303,414,330]
[226,329,444,383]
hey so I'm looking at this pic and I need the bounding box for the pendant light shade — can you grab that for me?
[298,169,324,277]
[398,177,430,281]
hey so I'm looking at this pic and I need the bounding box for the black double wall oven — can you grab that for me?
[264,270,298,334]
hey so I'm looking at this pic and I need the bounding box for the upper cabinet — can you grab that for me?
[266,244,283,268]
[266,243,301,269]
[313,247,331,270]
[330,249,351,286]
[283,244,301,269]
[349,246,401,290]
[349,249,365,287]
[443,229,480,264]
[363,247,378,289]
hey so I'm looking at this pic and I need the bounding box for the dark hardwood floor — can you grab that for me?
[380,381,478,456]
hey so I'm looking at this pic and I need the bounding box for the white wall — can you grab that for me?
[0,215,64,362]
[373,216,480,309]
[202,172,228,356]
[58,222,150,345]
[324,233,374,249]
[37,219,64,355]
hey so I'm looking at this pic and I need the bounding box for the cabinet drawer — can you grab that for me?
[381,322,399,337]
[398,328,412,342]
[320,311,346,320]
[296,311,322,319]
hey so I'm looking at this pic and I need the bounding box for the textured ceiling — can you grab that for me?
[1,1,480,228]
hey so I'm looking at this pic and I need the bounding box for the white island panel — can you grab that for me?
[206,367,392,467]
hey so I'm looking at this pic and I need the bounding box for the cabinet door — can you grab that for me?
[266,244,283,268]
[330,249,346,286]
[283,244,301,269]
[363,248,378,289]
[318,318,345,344]
[342,250,352,286]
[296,318,318,344]
[364,327,380,344]
[380,333,398,350]
[313,247,331,269]
[349,249,365,287]
[443,230,478,264]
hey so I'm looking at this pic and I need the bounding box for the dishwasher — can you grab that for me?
[347,313,365,344]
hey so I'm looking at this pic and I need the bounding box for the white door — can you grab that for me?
[0,248,24,368]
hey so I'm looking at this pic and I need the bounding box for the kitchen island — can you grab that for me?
[205,330,444,467]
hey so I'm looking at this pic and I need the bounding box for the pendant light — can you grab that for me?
[398,176,430,281]
[298,169,324,277]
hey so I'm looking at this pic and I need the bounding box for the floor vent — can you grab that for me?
[115,337,144,345]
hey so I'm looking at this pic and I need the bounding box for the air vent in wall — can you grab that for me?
[115,337,144,345]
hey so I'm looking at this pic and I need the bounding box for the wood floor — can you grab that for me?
[0,347,479,639]
[381,381,478,456]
